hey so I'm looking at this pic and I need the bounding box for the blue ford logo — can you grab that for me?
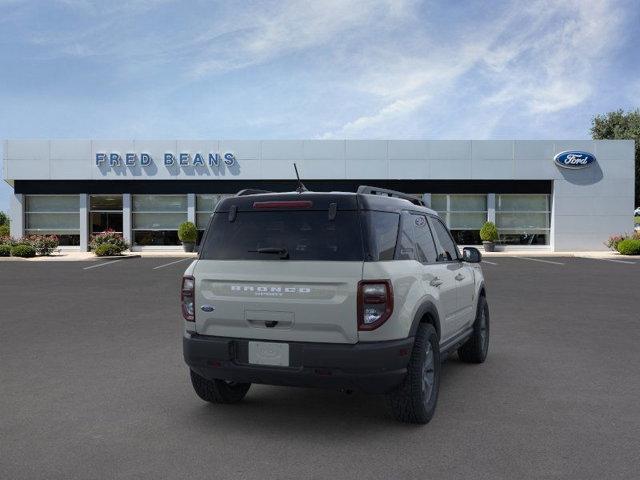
[554,150,595,169]
[200,305,215,312]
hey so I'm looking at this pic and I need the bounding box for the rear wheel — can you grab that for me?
[189,369,251,404]
[458,295,490,363]
[387,323,440,424]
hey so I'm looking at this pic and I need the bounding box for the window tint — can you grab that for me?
[412,214,438,263]
[200,211,364,261]
[395,212,416,260]
[364,211,399,261]
[430,218,460,262]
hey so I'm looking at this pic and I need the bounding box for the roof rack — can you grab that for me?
[235,189,273,197]
[357,185,425,206]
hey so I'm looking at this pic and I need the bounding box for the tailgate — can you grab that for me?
[193,260,362,344]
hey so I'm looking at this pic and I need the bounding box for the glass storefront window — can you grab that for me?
[496,194,550,245]
[132,195,187,246]
[196,194,232,243]
[428,194,487,245]
[90,195,123,234]
[25,195,80,246]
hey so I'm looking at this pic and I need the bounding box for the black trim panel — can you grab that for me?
[15,179,553,195]
[183,332,414,394]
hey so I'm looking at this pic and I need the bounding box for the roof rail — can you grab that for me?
[235,188,273,197]
[357,185,425,206]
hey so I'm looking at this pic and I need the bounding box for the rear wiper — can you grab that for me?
[248,247,290,259]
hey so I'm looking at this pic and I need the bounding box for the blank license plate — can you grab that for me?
[248,341,289,367]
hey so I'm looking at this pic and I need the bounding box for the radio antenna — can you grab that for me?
[293,163,308,193]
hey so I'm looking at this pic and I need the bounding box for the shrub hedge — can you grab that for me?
[94,243,125,257]
[616,238,640,255]
[0,244,11,256]
[90,230,129,252]
[11,244,36,258]
[0,224,9,237]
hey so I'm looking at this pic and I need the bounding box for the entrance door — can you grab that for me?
[90,195,123,235]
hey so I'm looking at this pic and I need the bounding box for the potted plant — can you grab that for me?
[480,221,499,252]
[178,221,198,252]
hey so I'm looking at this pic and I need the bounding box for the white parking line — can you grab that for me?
[482,260,498,265]
[590,257,636,265]
[153,258,192,270]
[83,259,123,270]
[516,257,565,265]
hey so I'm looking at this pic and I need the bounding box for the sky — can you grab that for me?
[1,0,639,212]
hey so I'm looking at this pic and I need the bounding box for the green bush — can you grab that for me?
[25,234,59,255]
[94,243,125,257]
[0,244,11,256]
[0,211,9,226]
[616,238,640,255]
[178,221,198,243]
[90,230,129,252]
[479,222,499,242]
[0,224,9,237]
[10,244,36,258]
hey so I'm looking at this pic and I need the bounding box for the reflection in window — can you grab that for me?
[132,195,187,246]
[25,195,80,246]
[430,194,487,245]
[496,194,550,245]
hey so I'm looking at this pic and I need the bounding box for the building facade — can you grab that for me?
[2,139,635,251]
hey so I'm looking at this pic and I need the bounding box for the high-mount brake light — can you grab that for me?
[253,200,313,209]
[357,280,394,331]
[181,276,195,322]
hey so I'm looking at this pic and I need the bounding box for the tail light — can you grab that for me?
[181,276,195,321]
[357,280,393,331]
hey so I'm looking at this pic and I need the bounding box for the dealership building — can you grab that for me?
[2,139,635,251]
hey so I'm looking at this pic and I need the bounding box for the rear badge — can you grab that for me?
[200,305,215,312]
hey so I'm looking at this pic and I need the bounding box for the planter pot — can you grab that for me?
[482,241,495,252]
[182,242,195,252]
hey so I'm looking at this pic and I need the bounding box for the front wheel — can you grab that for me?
[190,370,251,404]
[458,295,490,363]
[387,323,441,424]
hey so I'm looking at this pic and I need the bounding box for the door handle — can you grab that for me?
[455,273,465,281]
[429,277,443,287]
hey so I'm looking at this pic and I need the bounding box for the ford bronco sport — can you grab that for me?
[182,186,489,424]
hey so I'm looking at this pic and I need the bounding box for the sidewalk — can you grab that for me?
[0,251,198,262]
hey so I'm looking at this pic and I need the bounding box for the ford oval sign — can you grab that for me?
[554,150,595,169]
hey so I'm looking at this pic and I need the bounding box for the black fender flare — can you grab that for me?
[409,301,441,339]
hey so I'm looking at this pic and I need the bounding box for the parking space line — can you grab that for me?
[516,257,565,265]
[590,257,636,265]
[82,259,123,270]
[153,258,193,270]
[482,260,498,265]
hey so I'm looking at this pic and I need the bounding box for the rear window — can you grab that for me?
[199,210,364,261]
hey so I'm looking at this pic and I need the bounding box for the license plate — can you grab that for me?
[248,341,289,367]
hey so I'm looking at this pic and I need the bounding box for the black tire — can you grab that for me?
[386,323,441,424]
[189,369,251,404]
[458,295,490,364]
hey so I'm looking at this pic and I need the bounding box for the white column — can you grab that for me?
[187,193,196,224]
[79,194,89,251]
[10,193,24,239]
[123,194,132,246]
[487,193,496,223]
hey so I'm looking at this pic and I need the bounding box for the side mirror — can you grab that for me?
[462,247,482,263]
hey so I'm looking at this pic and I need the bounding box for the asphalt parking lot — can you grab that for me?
[1,257,639,479]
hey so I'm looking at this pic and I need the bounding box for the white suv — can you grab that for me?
[182,186,489,424]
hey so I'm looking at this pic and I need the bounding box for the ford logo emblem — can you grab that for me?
[554,150,595,169]
[200,305,215,312]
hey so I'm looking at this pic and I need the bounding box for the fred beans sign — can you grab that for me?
[95,151,236,168]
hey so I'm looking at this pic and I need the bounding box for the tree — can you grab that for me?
[0,211,9,226]
[590,109,640,206]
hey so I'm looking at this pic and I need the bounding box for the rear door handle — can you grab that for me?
[430,277,443,287]
[455,273,465,281]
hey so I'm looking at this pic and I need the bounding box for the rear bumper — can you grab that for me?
[183,332,414,394]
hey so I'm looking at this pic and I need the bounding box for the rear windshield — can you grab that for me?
[199,209,402,262]
[199,210,365,261]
